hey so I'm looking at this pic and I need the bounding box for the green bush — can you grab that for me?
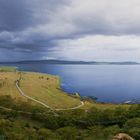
[123,118,140,139]
[103,125,122,139]
[56,126,79,140]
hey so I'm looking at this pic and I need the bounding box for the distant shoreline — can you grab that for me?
[0,60,140,65]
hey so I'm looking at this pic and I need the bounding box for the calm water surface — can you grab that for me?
[1,64,140,103]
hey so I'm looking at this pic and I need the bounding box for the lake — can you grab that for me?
[1,63,140,103]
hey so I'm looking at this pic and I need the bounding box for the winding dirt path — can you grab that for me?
[55,101,84,111]
[16,81,84,111]
[16,82,52,109]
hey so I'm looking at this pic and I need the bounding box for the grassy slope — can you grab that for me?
[0,68,82,109]
[20,72,82,109]
[0,72,26,100]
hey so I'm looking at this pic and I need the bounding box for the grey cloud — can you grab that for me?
[0,0,70,55]
[1,0,140,61]
[0,0,35,32]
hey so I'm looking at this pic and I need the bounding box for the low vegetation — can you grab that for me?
[0,95,139,140]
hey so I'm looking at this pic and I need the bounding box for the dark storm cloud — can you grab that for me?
[0,0,68,31]
[0,0,35,31]
[0,0,71,60]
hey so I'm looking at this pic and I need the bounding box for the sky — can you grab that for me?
[1,0,140,61]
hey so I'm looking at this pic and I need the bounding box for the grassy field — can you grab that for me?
[0,66,82,109]
[0,72,24,99]
[20,72,82,109]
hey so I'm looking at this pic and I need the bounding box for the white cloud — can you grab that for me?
[48,35,140,61]
[35,0,140,36]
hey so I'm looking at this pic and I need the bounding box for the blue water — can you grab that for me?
[1,63,140,103]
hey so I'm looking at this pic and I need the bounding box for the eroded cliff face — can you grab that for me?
[112,133,134,140]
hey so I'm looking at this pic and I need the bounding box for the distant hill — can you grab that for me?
[0,60,139,65]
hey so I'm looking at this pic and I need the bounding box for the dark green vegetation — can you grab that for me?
[0,95,139,140]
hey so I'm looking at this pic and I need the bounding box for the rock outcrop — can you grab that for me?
[112,133,134,140]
